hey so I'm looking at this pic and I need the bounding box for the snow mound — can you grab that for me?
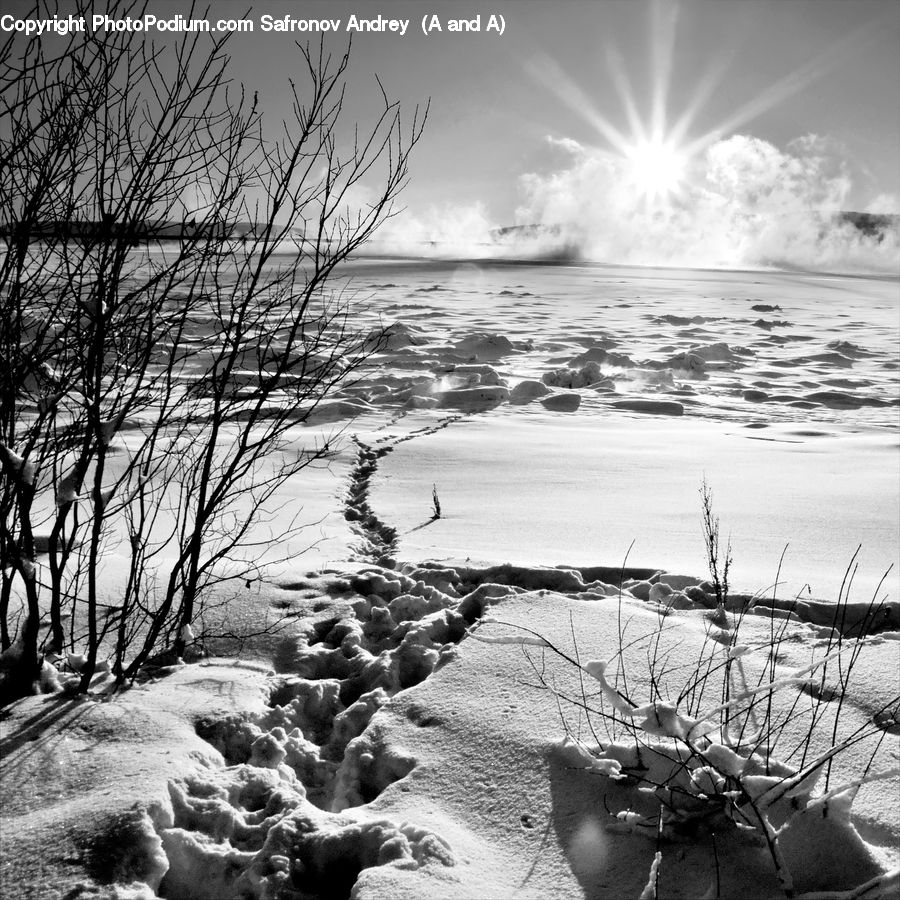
[453,333,515,360]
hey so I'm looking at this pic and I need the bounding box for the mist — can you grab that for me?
[372,134,899,274]
[515,133,899,272]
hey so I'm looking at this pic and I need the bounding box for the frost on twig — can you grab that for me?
[0,443,35,485]
[467,626,550,648]
[638,851,662,900]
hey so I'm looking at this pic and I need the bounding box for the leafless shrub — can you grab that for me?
[0,0,425,702]
[431,484,442,520]
[701,477,732,614]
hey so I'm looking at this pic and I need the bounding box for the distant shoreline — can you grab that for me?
[339,253,900,281]
[2,216,897,278]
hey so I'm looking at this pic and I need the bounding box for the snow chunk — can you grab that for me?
[454,332,515,360]
[540,392,581,412]
[509,379,551,404]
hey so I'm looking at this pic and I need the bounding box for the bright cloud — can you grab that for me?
[514,133,899,272]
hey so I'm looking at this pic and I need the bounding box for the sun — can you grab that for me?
[625,138,687,201]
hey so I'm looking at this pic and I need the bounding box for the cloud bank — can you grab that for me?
[513,133,899,273]
[363,134,898,274]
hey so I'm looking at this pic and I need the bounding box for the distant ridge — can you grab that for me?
[0,218,258,243]
[3,212,897,248]
[492,213,900,245]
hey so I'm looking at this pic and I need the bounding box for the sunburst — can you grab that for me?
[625,137,687,201]
[525,0,885,206]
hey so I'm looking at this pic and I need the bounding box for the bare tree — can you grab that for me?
[0,0,425,703]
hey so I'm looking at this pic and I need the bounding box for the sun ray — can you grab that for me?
[667,53,732,149]
[604,43,648,145]
[525,5,892,209]
[650,0,679,141]
[525,52,631,155]
[682,16,888,158]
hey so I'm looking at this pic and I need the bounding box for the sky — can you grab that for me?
[212,0,900,218]
[220,0,900,267]
[7,0,900,267]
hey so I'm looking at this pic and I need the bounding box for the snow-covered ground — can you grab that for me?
[2,260,898,899]
[2,563,897,898]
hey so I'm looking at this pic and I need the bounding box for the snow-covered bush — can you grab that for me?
[471,561,900,898]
